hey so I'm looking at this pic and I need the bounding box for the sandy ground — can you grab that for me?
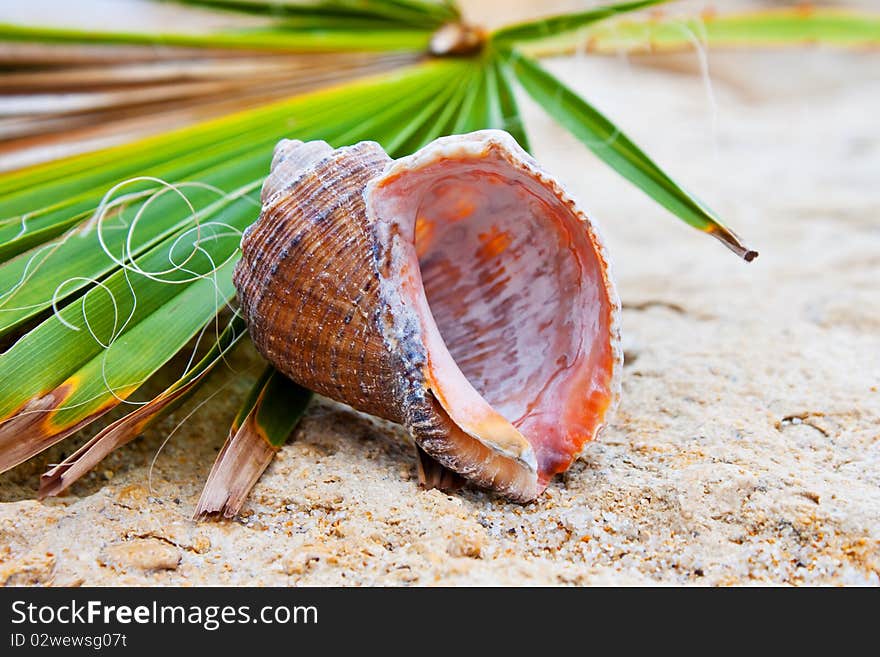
[1,9,879,585]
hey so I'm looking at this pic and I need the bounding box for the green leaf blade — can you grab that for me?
[39,315,247,497]
[0,180,261,336]
[0,246,240,472]
[508,52,756,260]
[394,66,476,155]
[169,0,459,29]
[490,54,530,151]
[0,61,462,335]
[452,63,489,134]
[255,371,313,448]
[0,61,449,224]
[0,22,433,53]
[195,367,312,519]
[490,0,670,47]
[520,7,880,56]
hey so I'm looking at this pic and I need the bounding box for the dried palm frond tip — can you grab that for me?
[0,0,875,517]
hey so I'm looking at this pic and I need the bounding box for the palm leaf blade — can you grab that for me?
[0,255,237,472]
[520,7,880,56]
[0,60,435,214]
[394,65,475,154]
[1,221,242,422]
[452,63,489,133]
[490,54,529,151]
[0,182,260,335]
[195,367,312,519]
[38,315,246,497]
[170,0,459,28]
[0,22,434,53]
[0,62,462,334]
[507,51,756,260]
[490,0,670,46]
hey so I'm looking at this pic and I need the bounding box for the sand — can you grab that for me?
[1,35,878,585]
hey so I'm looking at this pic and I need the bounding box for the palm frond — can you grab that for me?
[490,55,529,151]
[0,229,241,471]
[6,0,843,512]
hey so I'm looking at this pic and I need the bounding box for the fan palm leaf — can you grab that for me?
[0,0,874,514]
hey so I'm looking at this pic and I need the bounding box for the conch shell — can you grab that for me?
[234,130,621,502]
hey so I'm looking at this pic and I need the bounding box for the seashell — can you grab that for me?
[234,130,621,502]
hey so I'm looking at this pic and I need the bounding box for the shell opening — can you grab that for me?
[368,131,619,494]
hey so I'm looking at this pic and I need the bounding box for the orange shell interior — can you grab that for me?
[370,141,617,492]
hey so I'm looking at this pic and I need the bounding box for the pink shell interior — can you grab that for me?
[369,132,619,490]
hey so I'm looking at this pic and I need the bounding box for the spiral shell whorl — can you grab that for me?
[234,140,401,421]
[261,139,333,204]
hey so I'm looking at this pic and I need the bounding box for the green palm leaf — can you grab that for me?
[0,22,433,52]
[172,0,457,21]
[490,55,529,151]
[0,61,460,335]
[0,232,241,471]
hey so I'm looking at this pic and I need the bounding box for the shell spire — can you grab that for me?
[234,130,621,501]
